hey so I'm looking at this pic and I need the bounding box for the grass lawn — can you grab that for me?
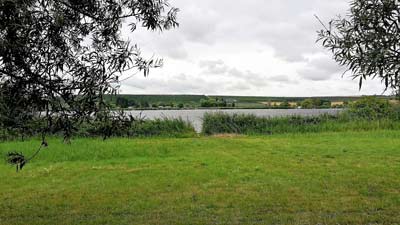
[1,131,400,224]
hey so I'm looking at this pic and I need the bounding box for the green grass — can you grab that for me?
[1,131,400,224]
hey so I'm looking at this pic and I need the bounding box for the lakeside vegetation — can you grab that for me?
[203,97,400,135]
[1,96,399,141]
[1,130,400,224]
[203,114,400,135]
[0,117,196,141]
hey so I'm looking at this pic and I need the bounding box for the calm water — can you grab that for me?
[126,109,343,133]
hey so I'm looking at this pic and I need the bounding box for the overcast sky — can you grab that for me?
[120,0,386,97]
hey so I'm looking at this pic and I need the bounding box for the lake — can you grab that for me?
[126,109,343,133]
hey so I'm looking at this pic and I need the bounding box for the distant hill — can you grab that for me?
[210,95,391,102]
[105,94,208,107]
[209,95,393,108]
[105,94,395,109]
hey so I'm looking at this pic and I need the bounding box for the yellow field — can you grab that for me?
[331,101,344,106]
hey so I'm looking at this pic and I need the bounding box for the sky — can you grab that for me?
[119,0,386,97]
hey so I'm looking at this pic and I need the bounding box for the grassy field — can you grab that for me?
[1,131,400,224]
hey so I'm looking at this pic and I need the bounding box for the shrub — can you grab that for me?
[300,98,331,109]
[346,97,393,120]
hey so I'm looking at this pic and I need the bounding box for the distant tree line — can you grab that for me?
[200,97,236,108]
[112,95,394,110]
[299,99,332,109]
[115,96,185,109]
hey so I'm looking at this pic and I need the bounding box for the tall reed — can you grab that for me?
[202,112,400,135]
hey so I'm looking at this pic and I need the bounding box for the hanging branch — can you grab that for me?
[316,0,400,92]
[5,138,48,172]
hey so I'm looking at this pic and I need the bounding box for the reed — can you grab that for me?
[202,112,400,135]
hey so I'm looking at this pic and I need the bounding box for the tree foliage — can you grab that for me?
[300,98,331,109]
[347,96,393,119]
[0,0,178,139]
[317,0,400,91]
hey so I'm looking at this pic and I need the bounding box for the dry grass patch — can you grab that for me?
[211,133,245,138]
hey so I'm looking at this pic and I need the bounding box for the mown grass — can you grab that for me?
[1,130,400,224]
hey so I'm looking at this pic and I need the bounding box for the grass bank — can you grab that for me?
[1,130,400,224]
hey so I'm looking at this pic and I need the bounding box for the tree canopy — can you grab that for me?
[0,0,178,139]
[317,0,400,92]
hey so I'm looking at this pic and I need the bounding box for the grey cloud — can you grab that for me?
[269,75,298,84]
[152,33,189,60]
[199,59,224,67]
[177,3,218,45]
[165,46,188,59]
[269,75,290,82]
[122,18,188,60]
[199,59,228,74]
[175,73,188,81]
[133,0,350,62]
[199,59,268,87]
[228,68,243,77]
[244,71,269,88]
[122,73,224,94]
[227,82,252,91]
[253,1,349,62]
[298,67,330,81]
[171,0,349,61]
[298,55,344,81]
